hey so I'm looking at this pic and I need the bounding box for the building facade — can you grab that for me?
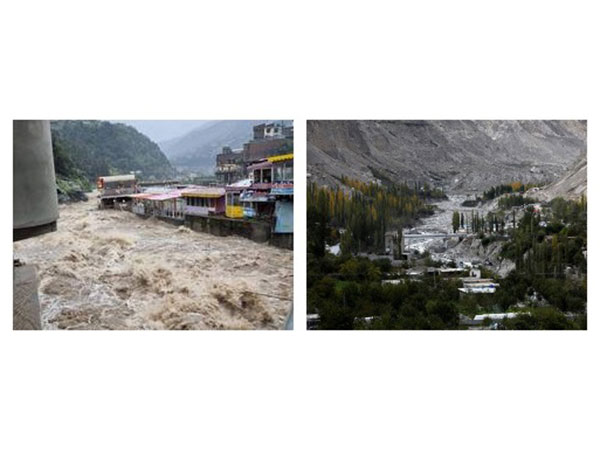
[214,122,293,185]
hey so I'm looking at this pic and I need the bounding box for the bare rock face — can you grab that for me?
[496,258,516,279]
[307,120,586,192]
[441,237,515,278]
[531,154,587,202]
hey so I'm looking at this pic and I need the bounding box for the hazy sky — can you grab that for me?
[114,120,209,143]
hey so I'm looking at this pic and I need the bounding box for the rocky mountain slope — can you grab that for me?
[307,120,586,192]
[531,153,587,201]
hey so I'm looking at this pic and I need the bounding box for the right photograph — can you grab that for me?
[307,120,587,330]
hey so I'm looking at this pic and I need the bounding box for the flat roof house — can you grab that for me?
[180,187,226,217]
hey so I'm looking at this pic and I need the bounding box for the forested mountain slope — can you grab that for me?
[51,120,175,182]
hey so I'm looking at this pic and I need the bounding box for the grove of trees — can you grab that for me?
[308,177,436,255]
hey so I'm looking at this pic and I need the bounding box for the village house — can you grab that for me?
[131,190,185,221]
[242,153,294,227]
[180,187,226,217]
[97,174,139,209]
[458,277,500,295]
[97,174,138,196]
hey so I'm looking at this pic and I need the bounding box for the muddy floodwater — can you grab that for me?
[13,194,293,330]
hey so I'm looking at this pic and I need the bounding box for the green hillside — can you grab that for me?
[51,120,175,183]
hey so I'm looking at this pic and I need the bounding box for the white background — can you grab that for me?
[1,0,599,449]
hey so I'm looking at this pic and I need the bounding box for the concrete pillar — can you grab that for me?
[13,120,59,329]
[13,120,59,241]
[13,265,42,330]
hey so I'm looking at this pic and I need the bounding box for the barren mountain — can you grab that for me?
[532,153,587,201]
[307,120,586,192]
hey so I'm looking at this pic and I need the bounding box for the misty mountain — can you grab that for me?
[307,120,586,193]
[114,120,209,143]
[160,120,270,171]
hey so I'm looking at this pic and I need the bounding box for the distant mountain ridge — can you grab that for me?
[51,120,175,182]
[114,120,209,143]
[308,120,586,192]
[161,120,291,171]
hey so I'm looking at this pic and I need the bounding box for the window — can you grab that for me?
[284,162,293,181]
[228,192,241,206]
[273,163,292,182]
[263,168,272,183]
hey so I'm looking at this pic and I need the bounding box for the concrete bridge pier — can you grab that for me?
[13,120,59,329]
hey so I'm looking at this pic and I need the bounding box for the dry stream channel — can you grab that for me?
[403,194,505,268]
[14,194,293,330]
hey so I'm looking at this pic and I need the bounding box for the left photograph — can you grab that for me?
[13,120,294,330]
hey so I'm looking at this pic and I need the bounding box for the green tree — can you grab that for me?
[452,211,460,233]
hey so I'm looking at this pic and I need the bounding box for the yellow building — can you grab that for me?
[225,189,244,218]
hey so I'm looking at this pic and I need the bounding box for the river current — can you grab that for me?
[13,193,293,330]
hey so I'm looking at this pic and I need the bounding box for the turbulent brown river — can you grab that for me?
[13,194,293,330]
